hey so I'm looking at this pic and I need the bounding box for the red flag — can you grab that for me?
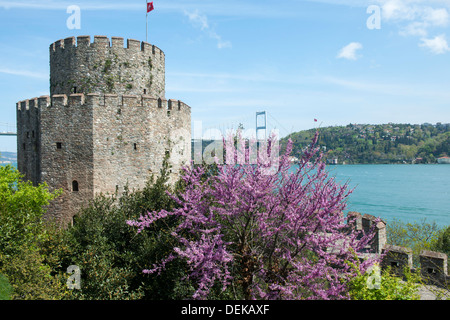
[147,1,154,13]
[314,119,318,122]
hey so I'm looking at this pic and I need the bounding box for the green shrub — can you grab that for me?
[0,273,12,300]
[346,260,421,300]
[387,219,443,266]
[0,165,60,259]
[1,246,67,300]
[433,225,450,257]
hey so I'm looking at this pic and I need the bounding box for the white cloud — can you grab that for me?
[376,1,450,53]
[337,42,363,60]
[423,7,449,27]
[381,0,416,21]
[399,21,428,37]
[0,67,47,79]
[183,9,231,49]
[419,34,450,54]
[184,10,209,30]
[378,0,450,36]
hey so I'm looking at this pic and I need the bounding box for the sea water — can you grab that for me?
[323,164,450,227]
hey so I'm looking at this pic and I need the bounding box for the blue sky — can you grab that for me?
[1,0,450,152]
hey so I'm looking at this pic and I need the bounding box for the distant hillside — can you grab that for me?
[281,123,450,164]
[0,151,17,165]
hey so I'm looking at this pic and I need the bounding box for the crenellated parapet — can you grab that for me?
[20,93,191,114]
[16,97,49,185]
[345,212,449,288]
[49,35,165,98]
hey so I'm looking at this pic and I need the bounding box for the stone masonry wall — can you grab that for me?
[39,94,95,225]
[23,93,190,225]
[16,98,41,185]
[348,212,450,288]
[91,94,191,196]
[50,36,165,98]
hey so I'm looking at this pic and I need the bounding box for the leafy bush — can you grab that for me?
[386,218,443,266]
[433,225,450,257]
[0,246,67,300]
[0,273,12,300]
[0,165,60,258]
[346,258,421,300]
[0,165,63,300]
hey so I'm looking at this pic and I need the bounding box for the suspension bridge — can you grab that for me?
[196,111,294,140]
[0,122,17,136]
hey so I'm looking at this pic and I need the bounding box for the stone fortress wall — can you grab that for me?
[50,35,165,98]
[17,36,191,226]
[348,211,449,288]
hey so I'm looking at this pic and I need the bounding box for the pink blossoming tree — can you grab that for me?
[127,132,378,300]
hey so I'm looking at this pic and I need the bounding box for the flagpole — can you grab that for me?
[146,1,148,42]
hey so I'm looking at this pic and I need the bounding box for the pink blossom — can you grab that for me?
[128,131,378,299]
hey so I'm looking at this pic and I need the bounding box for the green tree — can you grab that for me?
[346,256,421,300]
[0,165,61,258]
[55,155,193,300]
[0,245,67,300]
[0,273,12,300]
[0,165,65,300]
[386,219,442,266]
[433,226,450,256]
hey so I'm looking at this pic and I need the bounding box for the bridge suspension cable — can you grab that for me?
[0,122,17,136]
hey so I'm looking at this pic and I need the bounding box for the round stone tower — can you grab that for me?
[49,35,165,98]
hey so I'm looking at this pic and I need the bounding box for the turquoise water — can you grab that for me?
[323,164,450,227]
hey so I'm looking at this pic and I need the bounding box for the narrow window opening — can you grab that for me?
[56,142,62,149]
[158,98,162,108]
[26,132,29,138]
[144,89,147,94]
[22,143,26,150]
[72,215,78,226]
[72,180,79,192]
[73,86,77,94]
[32,131,35,138]
[134,143,137,150]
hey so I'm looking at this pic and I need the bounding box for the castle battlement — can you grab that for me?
[17,93,190,114]
[346,212,450,288]
[49,35,166,99]
[50,35,164,58]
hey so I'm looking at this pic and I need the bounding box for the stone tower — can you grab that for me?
[16,36,191,226]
